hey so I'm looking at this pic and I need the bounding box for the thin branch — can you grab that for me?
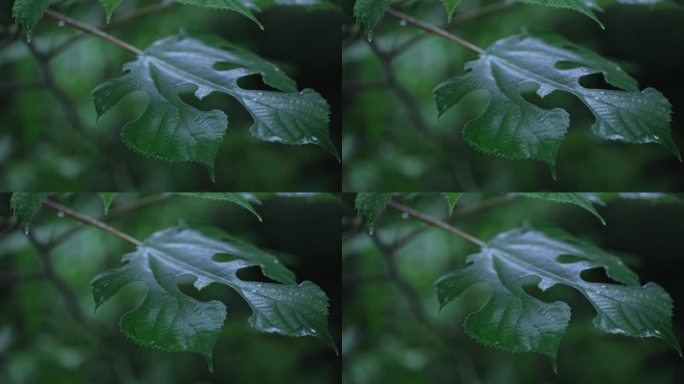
[42,199,142,247]
[25,42,88,137]
[391,195,514,250]
[371,235,428,323]
[387,200,486,247]
[385,8,484,54]
[368,40,430,136]
[44,9,143,56]
[390,1,514,57]
[45,194,170,250]
[47,1,173,58]
[27,233,85,322]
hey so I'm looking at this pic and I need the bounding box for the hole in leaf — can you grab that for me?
[176,274,205,299]
[211,253,241,263]
[236,74,272,91]
[177,87,243,116]
[578,73,621,91]
[554,60,583,70]
[235,265,277,283]
[580,267,613,284]
[556,255,587,264]
[213,62,242,71]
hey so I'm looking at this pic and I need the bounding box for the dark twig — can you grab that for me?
[387,200,486,247]
[27,233,85,322]
[42,199,142,247]
[46,2,173,58]
[44,9,143,55]
[385,8,484,54]
[45,194,170,250]
[370,235,428,323]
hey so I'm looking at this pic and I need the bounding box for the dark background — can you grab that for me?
[342,193,684,383]
[0,0,341,191]
[342,0,684,191]
[0,193,341,383]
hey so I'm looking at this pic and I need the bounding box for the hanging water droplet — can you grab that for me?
[24,223,30,235]
[56,211,65,218]
[399,20,407,27]
[401,212,409,219]
[57,21,65,27]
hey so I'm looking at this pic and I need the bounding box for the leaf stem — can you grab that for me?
[42,199,142,247]
[385,8,485,54]
[387,200,486,247]
[44,9,143,56]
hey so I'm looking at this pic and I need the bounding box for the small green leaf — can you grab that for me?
[355,193,391,234]
[91,222,336,371]
[177,193,262,221]
[442,192,463,215]
[518,192,606,225]
[519,0,604,29]
[442,0,463,23]
[99,0,123,23]
[10,193,48,235]
[175,0,263,29]
[98,193,119,216]
[92,31,337,180]
[435,30,679,178]
[12,0,49,42]
[436,223,681,372]
[353,0,391,41]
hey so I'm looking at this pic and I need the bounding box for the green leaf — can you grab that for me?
[99,0,123,23]
[12,0,49,42]
[175,0,263,29]
[435,30,680,178]
[91,222,336,371]
[436,223,681,372]
[519,0,604,29]
[442,0,464,23]
[518,192,606,225]
[92,31,337,180]
[99,0,262,28]
[442,192,463,215]
[98,193,119,216]
[176,193,262,221]
[354,193,391,234]
[10,193,48,235]
[353,0,391,41]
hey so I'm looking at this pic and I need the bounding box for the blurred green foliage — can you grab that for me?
[0,193,341,383]
[342,193,684,383]
[0,0,341,191]
[342,0,684,191]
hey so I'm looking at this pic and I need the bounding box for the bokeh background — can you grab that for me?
[343,193,684,383]
[0,0,341,191]
[342,0,684,191]
[0,193,341,383]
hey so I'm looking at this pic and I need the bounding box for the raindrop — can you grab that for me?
[399,20,407,27]
[401,212,409,219]
[23,224,30,235]
[57,211,65,218]
[57,21,65,27]
[308,328,317,334]
[655,330,661,335]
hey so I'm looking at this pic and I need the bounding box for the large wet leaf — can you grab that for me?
[435,30,679,177]
[91,222,336,371]
[436,223,681,371]
[92,31,336,180]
